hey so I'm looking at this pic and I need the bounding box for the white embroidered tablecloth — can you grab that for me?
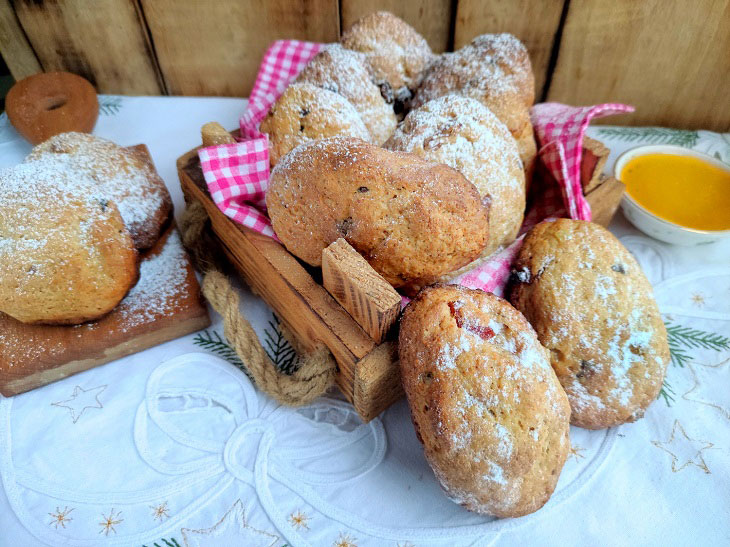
[0,97,728,547]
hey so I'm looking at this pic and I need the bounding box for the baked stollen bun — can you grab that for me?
[0,157,138,325]
[340,11,434,108]
[27,132,172,250]
[260,82,371,166]
[399,284,571,518]
[385,95,525,263]
[296,44,397,145]
[413,33,537,174]
[266,137,489,294]
[508,219,670,429]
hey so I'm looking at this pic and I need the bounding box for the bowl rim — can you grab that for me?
[614,144,730,237]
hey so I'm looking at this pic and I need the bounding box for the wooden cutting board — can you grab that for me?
[0,147,210,397]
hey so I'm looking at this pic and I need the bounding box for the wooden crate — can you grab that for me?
[177,134,618,422]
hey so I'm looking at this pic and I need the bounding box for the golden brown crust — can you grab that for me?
[296,44,397,145]
[0,158,138,325]
[27,132,172,250]
[413,33,534,139]
[385,95,525,260]
[399,284,571,518]
[340,11,434,103]
[260,82,371,166]
[266,137,489,293]
[508,219,670,429]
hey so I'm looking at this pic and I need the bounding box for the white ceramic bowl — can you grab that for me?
[614,144,730,245]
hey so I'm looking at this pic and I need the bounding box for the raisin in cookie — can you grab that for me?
[296,44,397,145]
[508,219,670,429]
[260,82,370,166]
[340,11,434,108]
[399,284,571,518]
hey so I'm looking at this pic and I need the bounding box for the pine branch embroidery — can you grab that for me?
[99,96,123,116]
[264,314,300,375]
[192,330,252,379]
[596,127,699,148]
[141,538,181,547]
[193,314,300,377]
[659,320,730,406]
[659,379,676,406]
[665,323,730,352]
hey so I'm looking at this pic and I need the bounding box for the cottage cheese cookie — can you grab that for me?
[266,137,489,293]
[27,132,172,250]
[340,11,434,107]
[296,44,397,145]
[399,284,571,518]
[386,95,525,260]
[412,33,536,168]
[508,219,670,429]
[0,157,138,324]
[260,82,370,166]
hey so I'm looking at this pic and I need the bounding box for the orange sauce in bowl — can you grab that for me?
[620,153,730,231]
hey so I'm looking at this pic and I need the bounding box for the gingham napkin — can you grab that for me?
[198,39,632,293]
[198,40,322,237]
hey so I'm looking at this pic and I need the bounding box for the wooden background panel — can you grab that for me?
[0,0,41,79]
[141,0,339,97]
[341,0,454,53]
[453,0,566,101]
[11,0,163,94]
[547,0,730,131]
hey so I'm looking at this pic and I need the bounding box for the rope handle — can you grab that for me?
[180,200,336,406]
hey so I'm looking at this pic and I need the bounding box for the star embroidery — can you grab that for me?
[288,510,310,530]
[690,292,706,307]
[99,508,123,536]
[181,500,279,547]
[682,359,730,421]
[333,532,358,547]
[151,501,171,521]
[652,420,714,473]
[51,385,107,423]
[569,444,586,461]
[48,506,74,529]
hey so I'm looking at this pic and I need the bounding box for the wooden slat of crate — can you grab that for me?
[177,150,402,421]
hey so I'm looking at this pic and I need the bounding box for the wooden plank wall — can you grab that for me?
[1,0,728,130]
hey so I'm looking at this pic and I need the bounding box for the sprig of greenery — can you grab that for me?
[596,127,699,148]
[658,378,676,406]
[658,320,730,406]
[192,329,252,380]
[142,538,180,547]
[665,323,730,352]
[264,314,300,375]
[99,96,123,115]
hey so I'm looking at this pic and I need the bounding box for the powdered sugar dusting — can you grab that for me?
[27,132,168,240]
[117,230,188,330]
[297,44,396,144]
[413,33,533,128]
[0,156,127,297]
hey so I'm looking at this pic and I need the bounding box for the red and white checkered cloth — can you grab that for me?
[198,39,633,295]
[198,40,322,237]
